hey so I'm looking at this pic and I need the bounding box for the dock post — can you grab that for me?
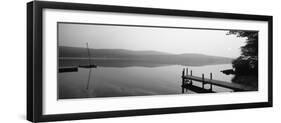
[202,74,205,89]
[186,68,189,84]
[181,69,185,93]
[210,73,213,91]
[190,70,193,85]
[182,68,185,84]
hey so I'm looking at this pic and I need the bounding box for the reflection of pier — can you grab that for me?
[181,68,255,93]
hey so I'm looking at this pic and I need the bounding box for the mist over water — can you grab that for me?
[58,64,234,99]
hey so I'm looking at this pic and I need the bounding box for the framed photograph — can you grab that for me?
[27,1,273,122]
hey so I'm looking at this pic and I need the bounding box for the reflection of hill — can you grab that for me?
[59,46,233,67]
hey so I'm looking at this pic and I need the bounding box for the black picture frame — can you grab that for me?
[27,1,273,122]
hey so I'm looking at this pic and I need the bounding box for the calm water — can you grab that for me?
[58,64,234,99]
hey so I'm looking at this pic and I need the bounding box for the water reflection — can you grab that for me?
[58,60,236,99]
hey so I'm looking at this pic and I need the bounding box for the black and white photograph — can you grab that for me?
[25,1,273,122]
[58,22,258,99]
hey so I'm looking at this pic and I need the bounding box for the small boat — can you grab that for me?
[59,66,78,73]
[221,69,235,75]
[79,64,97,68]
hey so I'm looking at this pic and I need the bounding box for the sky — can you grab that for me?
[58,23,248,58]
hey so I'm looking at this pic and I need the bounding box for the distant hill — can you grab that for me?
[59,46,233,66]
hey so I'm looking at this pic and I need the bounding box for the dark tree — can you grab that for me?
[227,30,258,75]
[226,30,258,89]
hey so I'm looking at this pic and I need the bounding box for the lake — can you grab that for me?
[58,63,235,99]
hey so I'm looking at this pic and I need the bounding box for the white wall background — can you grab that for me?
[0,0,279,123]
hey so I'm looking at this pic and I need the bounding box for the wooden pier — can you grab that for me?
[181,68,255,93]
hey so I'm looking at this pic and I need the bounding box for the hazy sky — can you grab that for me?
[58,23,247,58]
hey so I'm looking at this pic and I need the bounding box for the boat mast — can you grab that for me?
[86,42,91,65]
[86,42,92,90]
